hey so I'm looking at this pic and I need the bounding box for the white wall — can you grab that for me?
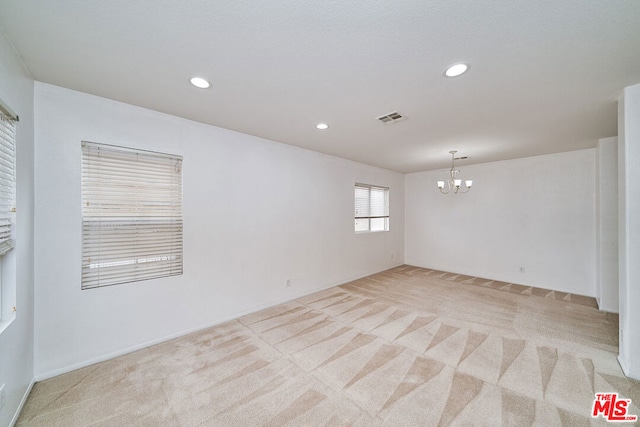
[33,82,404,378]
[0,31,35,426]
[618,83,640,380]
[405,150,596,295]
[595,137,618,312]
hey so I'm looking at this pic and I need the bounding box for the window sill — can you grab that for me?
[355,230,389,234]
[0,313,16,335]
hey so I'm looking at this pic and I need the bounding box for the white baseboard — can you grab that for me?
[618,355,629,377]
[402,261,596,298]
[35,263,403,382]
[10,378,35,427]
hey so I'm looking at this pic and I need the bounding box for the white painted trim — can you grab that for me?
[34,263,403,381]
[9,378,35,427]
[617,354,640,381]
[402,262,595,298]
[0,315,16,335]
[618,355,629,377]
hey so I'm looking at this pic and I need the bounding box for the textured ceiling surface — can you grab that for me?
[1,0,639,172]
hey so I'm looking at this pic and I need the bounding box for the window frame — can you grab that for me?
[0,99,17,332]
[354,183,390,233]
[81,141,183,290]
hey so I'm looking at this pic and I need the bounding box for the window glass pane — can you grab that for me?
[81,142,183,289]
[0,114,16,256]
[370,218,386,231]
[354,183,389,232]
[355,218,370,232]
[354,186,370,218]
[0,107,16,327]
[370,187,387,217]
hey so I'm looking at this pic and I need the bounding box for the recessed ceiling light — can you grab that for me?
[190,77,210,89]
[444,63,469,77]
[316,123,329,130]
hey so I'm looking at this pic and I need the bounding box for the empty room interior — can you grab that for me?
[1,1,640,426]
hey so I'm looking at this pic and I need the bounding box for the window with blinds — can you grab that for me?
[0,111,16,257]
[81,142,183,289]
[355,183,389,232]
[0,102,17,328]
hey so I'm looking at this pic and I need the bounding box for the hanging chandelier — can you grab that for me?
[436,150,473,194]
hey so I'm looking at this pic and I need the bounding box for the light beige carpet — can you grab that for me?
[17,265,639,426]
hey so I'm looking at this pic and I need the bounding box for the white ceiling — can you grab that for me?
[1,0,639,172]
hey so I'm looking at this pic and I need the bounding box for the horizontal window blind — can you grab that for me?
[355,183,389,232]
[0,112,16,256]
[82,142,183,289]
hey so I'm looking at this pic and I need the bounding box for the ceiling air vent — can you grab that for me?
[376,111,405,124]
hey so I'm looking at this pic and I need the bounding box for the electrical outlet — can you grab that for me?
[0,383,6,411]
[286,279,291,288]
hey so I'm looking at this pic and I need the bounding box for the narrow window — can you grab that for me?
[0,101,17,327]
[81,142,183,289]
[355,183,389,232]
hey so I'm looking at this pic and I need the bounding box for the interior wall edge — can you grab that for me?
[8,378,35,427]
